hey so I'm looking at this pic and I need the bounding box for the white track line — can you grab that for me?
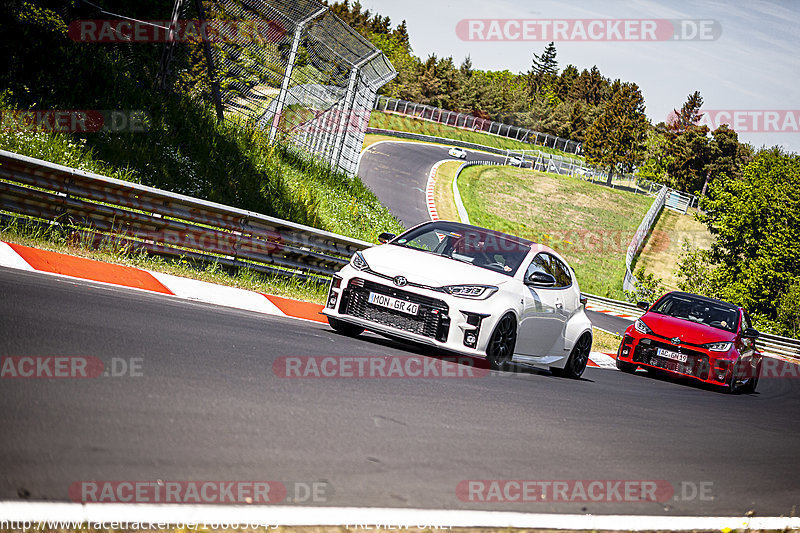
[0,502,798,531]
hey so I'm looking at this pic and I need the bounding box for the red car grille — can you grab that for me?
[633,341,710,380]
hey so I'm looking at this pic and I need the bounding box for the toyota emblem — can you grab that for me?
[671,337,681,345]
[393,276,408,287]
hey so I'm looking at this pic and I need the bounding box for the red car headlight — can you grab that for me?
[634,318,652,335]
[703,341,733,352]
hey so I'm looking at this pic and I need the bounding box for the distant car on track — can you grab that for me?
[616,291,762,393]
[322,220,593,378]
[449,147,467,159]
[508,156,523,166]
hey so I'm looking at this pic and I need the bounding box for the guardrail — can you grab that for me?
[623,186,668,293]
[2,149,797,362]
[0,149,370,281]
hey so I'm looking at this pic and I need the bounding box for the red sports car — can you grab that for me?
[616,291,762,393]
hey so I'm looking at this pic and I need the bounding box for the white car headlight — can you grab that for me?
[443,285,498,300]
[634,318,652,335]
[350,251,369,271]
[704,341,733,352]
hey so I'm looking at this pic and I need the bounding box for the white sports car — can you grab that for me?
[448,147,467,159]
[322,221,593,378]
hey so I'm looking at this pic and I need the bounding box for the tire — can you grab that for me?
[487,314,517,371]
[552,333,591,379]
[328,316,364,337]
[729,357,760,394]
[616,357,637,373]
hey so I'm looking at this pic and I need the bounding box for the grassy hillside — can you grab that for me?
[635,208,713,290]
[457,165,653,298]
[0,3,403,245]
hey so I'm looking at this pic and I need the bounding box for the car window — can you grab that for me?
[740,311,750,333]
[525,253,571,288]
[547,254,572,288]
[525,254,549,281]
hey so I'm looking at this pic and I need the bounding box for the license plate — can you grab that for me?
[368,292,419,316]
[656,348,688,363]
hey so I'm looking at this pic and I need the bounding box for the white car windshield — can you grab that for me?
[390,222,531,276]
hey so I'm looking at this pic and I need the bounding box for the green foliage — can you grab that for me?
[676,240,716,296]
[583,83,649,183]
[665,124,711,194]
[625,266,666,304]
[0,1,402,244]
[676,148,800,336]
[777,280,800,338]
[637,130,671,183]
[656,92,752,195]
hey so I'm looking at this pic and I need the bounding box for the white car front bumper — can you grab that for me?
[321,266,507,358]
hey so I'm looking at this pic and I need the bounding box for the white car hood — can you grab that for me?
[361,245,513,287]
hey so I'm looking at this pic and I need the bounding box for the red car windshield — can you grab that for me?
[650,294,739,333]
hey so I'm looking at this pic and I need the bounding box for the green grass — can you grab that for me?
[369,111,585,160]
[457,165,653,299]
[635,207,713,290]
[592,327,623,353]
[0,216,328,304]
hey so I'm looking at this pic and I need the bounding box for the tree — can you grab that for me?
[677,148,800,335]
[637,129,671,184]
[667,90,704,133]
[702,124,753,195]
[665,124,711,193]
[582,83,649,185]
[528,42,558,96]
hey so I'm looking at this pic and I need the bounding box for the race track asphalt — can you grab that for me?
[2,267,799,516]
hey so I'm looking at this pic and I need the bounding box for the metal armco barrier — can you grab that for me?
[623,186,668,293]
[0,150,370,281]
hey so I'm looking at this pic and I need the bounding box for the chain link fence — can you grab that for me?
[191,0,396,177]
[376,96,583,155]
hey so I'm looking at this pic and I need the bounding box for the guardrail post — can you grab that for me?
[269,6,327,144]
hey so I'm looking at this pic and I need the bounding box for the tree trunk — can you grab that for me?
[700,172,711,197]
[606,166,614,186]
